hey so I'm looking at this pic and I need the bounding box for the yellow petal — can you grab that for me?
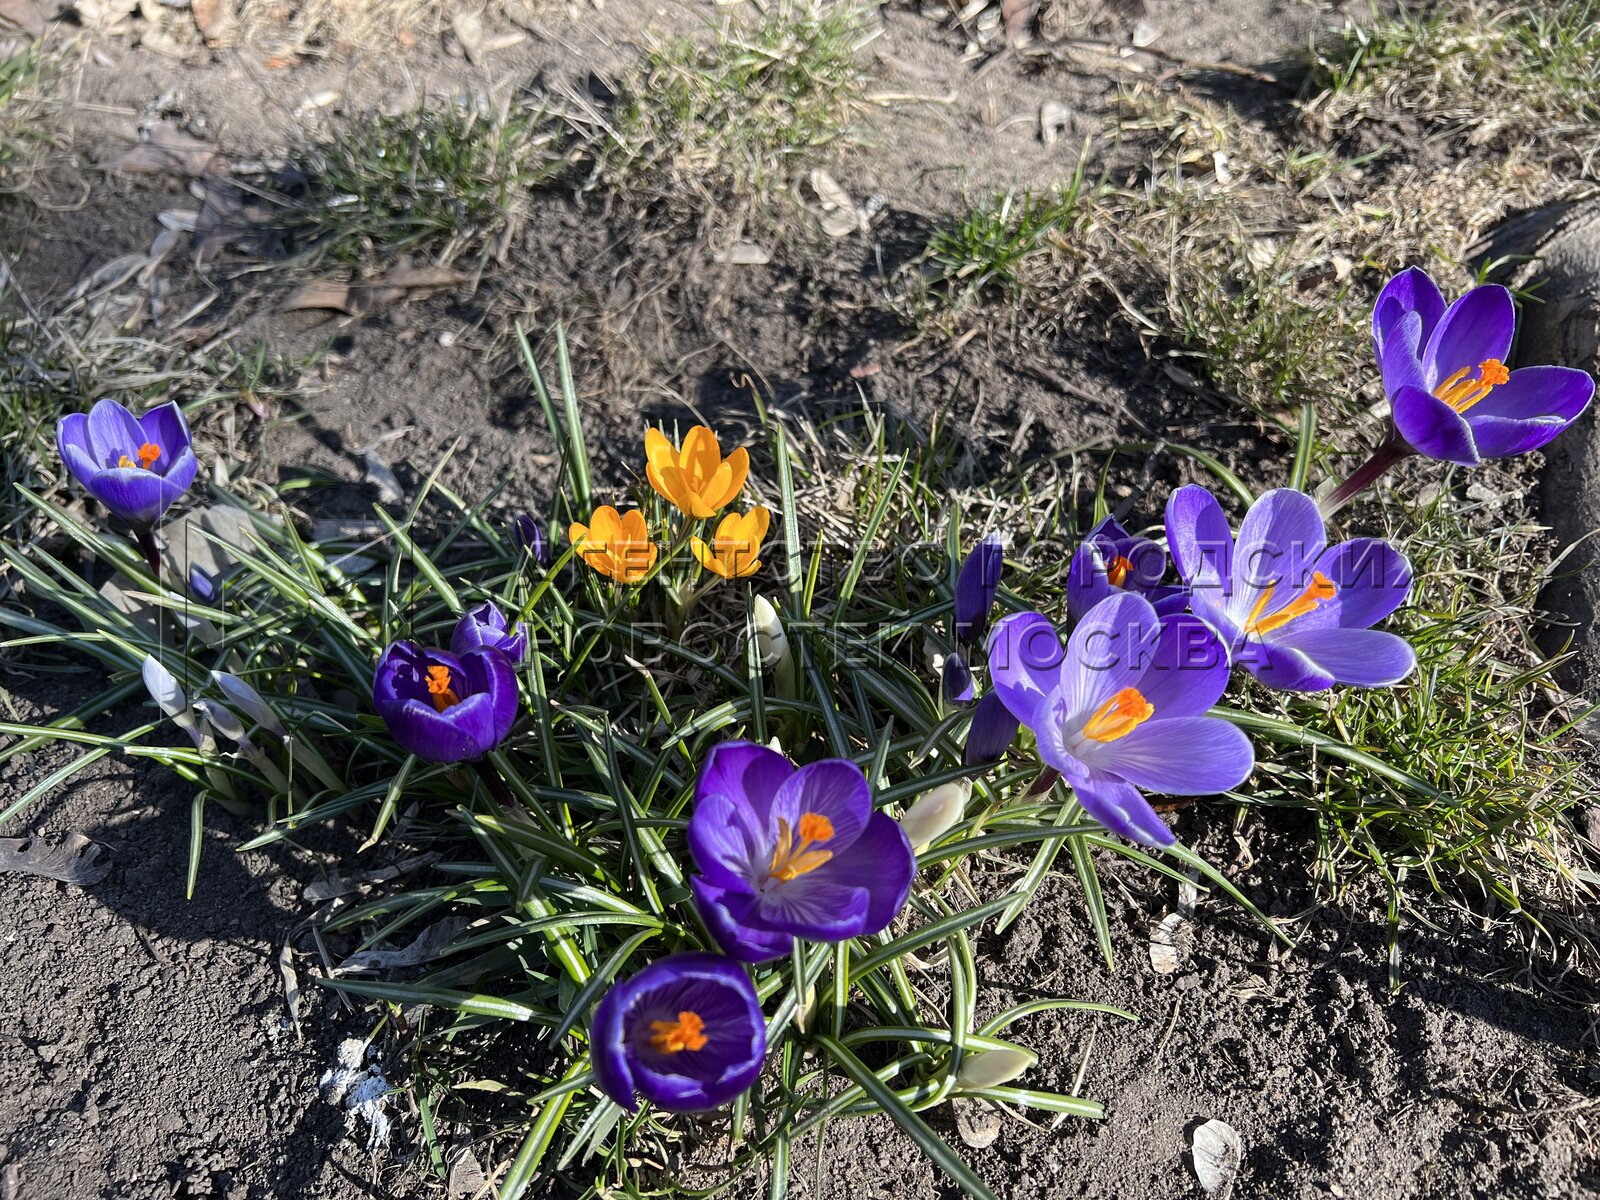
[681,425,721,488]
[743,505,771,546]
[568,521,591,547]
[714,446,749,509]
[691,536,717,574]
[645,427,679,474]
[734,555,761,579]
[589,505,622,546]
[652,464,695,516]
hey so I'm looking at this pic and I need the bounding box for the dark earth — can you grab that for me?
[4,0,1600,1197]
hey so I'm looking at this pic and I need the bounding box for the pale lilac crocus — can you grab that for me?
[1166,485,1415,692]
[986,595,1253,847]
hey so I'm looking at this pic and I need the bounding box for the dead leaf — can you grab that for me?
[337,916,465,973]
[362,450,404,505]
[0,833,111,885]
[193,0,233,43]
[113,121,224,179]
[1193,1119,1242,1195]
[71,0,138,33]
[193,179,281,264]
[713,241,770,265]
[278,267,467,318]
[1002,0,1036,44]
[0,0,45,38]
[1148,910,1190,975]
[450,8,484,64]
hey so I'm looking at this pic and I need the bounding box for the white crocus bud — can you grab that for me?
[210,669,287,736]
[752,595,789,668]
[194,699,250,748]
[142,655,203,749]
[956,1046,1036,1090]
[898,781,969,852]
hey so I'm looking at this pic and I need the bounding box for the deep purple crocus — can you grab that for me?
[941,651,975,704]
[963,690,1020,766]
[986,595,1253,847]
[510,512,547,565]
[687,741,916,963]
[1067,515,1187,622]
[55,399,198,525]
[953,532,1004,644]
[1374,267,1594,465]
[1166,485,1415,692]
[373,639,517,763]
[451,600,528,664]
[591,953,766,1113]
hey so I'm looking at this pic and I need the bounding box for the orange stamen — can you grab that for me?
[1106,554,1134,588]
[1433,358,1510,414]
[1244,571,1337,637]
[648,1010,708,1054]
[425,664,462,711]
[768,812,835,883]
[1082,687,1154,743]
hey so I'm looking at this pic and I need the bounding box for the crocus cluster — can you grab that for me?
[570,425,771,587]
[593,739,916,1113]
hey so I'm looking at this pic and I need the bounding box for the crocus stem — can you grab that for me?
[1319,431,1413,518]
[473,757,518,811]
[132,525,162,579]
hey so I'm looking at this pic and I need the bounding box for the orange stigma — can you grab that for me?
[117,442,162,469]
[1244,571,1338,637]
[425,664,462,711]
[1433,358,1510,414]
[648,1010,708,1054]
[767,812,835,883]
[1082,687,1154,743]
[1106,555,1134,588]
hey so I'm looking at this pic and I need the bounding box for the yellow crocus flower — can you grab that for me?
[570,506,658,584]
[691,507,771,580]
[645,425,749,518]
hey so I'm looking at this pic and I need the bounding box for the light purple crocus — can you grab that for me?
[986,595,1253,847]
[451,600,528,664]
[1374,267,1594,465]
[1166,485,1415,692]
[591,953,766,1113]
[1067,515,1187,622]
[687,741,915,963]
[55,399,198,525]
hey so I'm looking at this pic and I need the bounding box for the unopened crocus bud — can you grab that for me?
[188,564,217,603]
[953,532,1004,645]
[210,669,287,737]
[899,781,969,851]
[510,512,546,565]
[956,1046,1035,1089]
[194,698,248,745]
[941,651,974,704]
[143,655,202,748]
[963,690,1019,766]
[752,595,789,668]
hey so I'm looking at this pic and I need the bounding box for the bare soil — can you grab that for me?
[5,1,1599,1198]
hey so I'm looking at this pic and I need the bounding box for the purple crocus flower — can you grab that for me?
[987,595,1253,847]
[687,741,916,963]
[1067,515,1188,622]
[941,651,975,704]
[1374,267,1594,465]
[373,639,517,763]
[953,532,1004,644]
[55,399,198,525]
[1166,485,1416,692]
[451,600,528,664]
[591,953,765,1113]
[510,512,547,564]
[963,690,1020,765]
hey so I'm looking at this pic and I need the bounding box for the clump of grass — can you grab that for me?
[0,306,74,537]
[0,49,50,201]
[598,1,871,222]
[1304,0,1600,169]
[286,103,566,267]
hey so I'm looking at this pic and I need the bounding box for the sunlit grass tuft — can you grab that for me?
[597,0,872,224]
[1304,0,1600,168]
[286,104,567,267]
